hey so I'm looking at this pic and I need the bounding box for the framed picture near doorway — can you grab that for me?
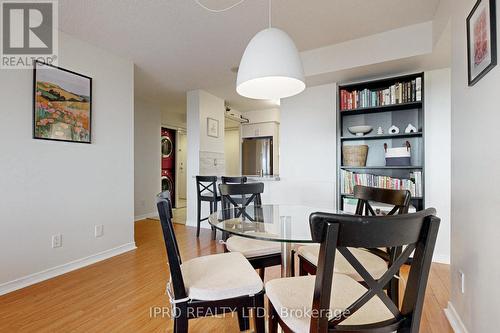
[467,0,497,86]
[207,117,219,138]
[33,61,92,143]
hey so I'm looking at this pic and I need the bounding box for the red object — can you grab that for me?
[161,128,176,205]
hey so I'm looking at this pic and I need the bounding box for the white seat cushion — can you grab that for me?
[297,245,387,281]
[266,274,394,333]
[226,234,281,258]
[181,252,263,301]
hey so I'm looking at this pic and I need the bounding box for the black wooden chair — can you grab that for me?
[267,208,440,333]
[221,176,248,205]
[157,192,265,333]
[221,176,248,184]
[219,183,281,280]
[195,176,221,239]
[296,185,411,305]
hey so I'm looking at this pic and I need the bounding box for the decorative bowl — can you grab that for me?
[348,125,373,136]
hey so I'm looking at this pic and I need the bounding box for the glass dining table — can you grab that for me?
[208,204,344,277]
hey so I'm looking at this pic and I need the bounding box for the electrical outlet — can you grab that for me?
[459,271,465,294]
[52,234,62,248]
[95,225,104,238]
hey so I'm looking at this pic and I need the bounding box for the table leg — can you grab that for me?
[280,242,292,277]
[280,216,292,277]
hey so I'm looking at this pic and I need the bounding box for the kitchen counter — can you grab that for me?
[245,175,280,182]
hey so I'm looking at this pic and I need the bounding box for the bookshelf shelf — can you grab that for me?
[337,72,426,211]
[340,101,422,115]
[341,132,423,141]
[340,193,423,200]
[340,166,423,170]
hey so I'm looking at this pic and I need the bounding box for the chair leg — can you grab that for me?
[298,257,307,276]
[258,268,265,281]
[210,202,216,240]
[268,302,279,333]
[173,305,188,333]
[196,199,201,238]
[388,276,400,307]
[236,307,250,331]
[290,249,296,277]
[253,293,265,333]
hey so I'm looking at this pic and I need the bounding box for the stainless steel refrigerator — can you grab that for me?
[242,137,273,176]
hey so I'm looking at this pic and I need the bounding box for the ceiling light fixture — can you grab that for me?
[236,0,305,100]
[194,0,305,100]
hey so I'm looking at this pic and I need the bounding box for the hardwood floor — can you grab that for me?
[0,217,452,332]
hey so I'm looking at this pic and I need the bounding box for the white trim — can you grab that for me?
[444,301,469,333]
[0,242,136,296]
[134,211,158,221]
[432,253,451,264]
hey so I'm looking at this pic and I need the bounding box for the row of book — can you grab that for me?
[340,170,423,198]
[340,77,422,110]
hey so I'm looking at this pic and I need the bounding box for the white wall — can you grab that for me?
[263,84,337,209]
[224,128,241,176]
[0,32,135,294]
[447,1,500,331]
[162,111,186,130]
[186,90,225,227]
[134,98,161,220]
[242,108,280,123]
[425,68,451,264]
[301,22,433,76]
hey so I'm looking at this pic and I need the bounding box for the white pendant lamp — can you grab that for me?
[236,1,305,100]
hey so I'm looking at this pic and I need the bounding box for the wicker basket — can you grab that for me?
[343,145,369,167]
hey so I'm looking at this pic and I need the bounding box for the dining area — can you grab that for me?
[156,175,441,333]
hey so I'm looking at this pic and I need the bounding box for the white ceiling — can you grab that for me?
[59,0,441,113]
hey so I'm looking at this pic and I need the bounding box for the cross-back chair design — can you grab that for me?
[267,209,440,333]
[218,183,281,280]
[157,192,265,333]
[296,185,412,305]
[195,176,221,239]
[354,185,411,216]
[221,176,248,206]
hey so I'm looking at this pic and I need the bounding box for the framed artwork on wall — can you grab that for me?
[33,61,92,143]
[207,117,219,138]
[467,0,497,86]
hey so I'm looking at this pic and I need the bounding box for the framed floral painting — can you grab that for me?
[467,0,497,86]
[33,61,92,143]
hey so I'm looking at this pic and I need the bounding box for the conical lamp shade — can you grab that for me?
[237,28,305,100]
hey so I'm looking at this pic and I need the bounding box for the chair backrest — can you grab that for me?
[354,185,411,216]
[308,209,440,333]
[156,191,187,302]
[196,175,218,199]
[221,176,248,184]
[219,183,264,209]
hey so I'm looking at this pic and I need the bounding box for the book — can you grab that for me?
[339,76,422,111]
[341,169,422,198]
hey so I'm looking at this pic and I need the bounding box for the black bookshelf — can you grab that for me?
[337,72,425,211]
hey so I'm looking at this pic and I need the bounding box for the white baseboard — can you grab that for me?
[0,242,136,296]
[134,211,158,221]
[444,301,469,333]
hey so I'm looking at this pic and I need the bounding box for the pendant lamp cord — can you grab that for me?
[194,0,272,28]
[194,0,246,13]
